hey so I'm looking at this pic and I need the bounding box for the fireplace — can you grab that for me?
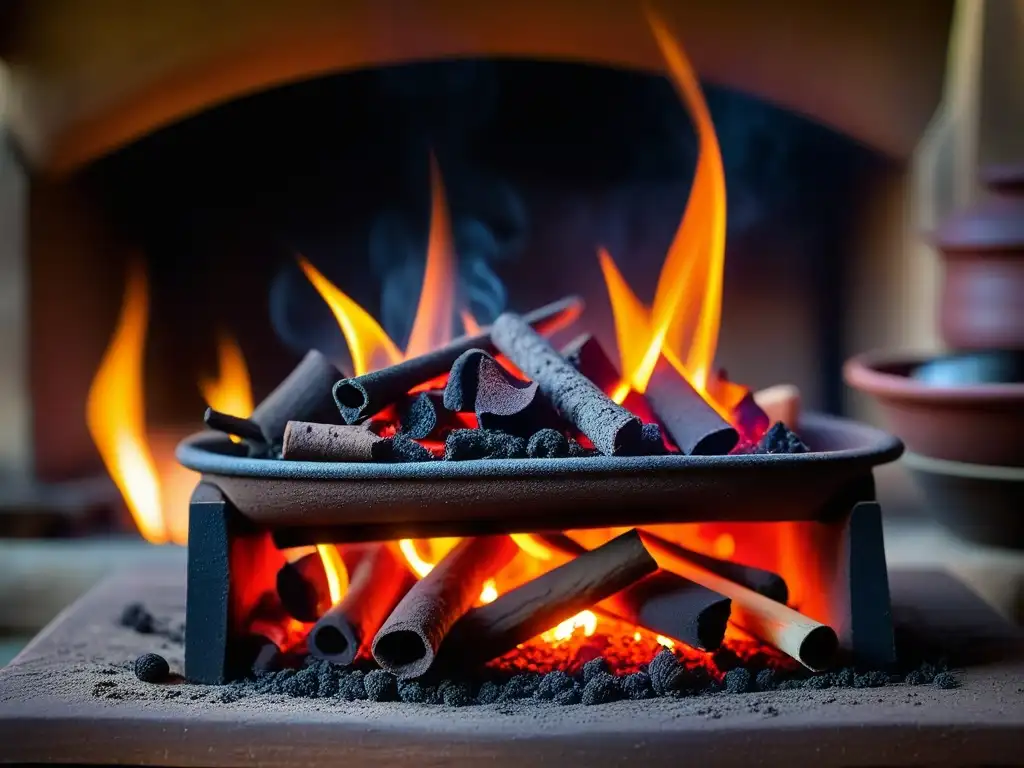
[5,3,1024,767]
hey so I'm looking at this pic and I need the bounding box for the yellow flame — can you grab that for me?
[399,539,436,579]
[479,579,498,604]
[656,635,676,649]
[316,544,349,606]
[199,332,254,418]
[541,611,598,643]
[510,534,553,561]
[297,255,402,377]
[86,263,167,544]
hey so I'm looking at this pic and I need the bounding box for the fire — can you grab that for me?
[199,332,254,419]
[541,610,598,643]
[86,262,166,544]
[479,579,499,604]
[601,9,730,411]
[316,545,349,605]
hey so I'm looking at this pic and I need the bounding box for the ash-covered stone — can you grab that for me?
[475,680,501,705]
[386,433,436,462]
[535,670,575,700]
[527,429,570,458]
[854,670,889,688]
[121,603,155,634]
[364,670,398,702]
[553,685,582,706]
[754,422,808,455]
[621,671,655,700]
[582,656,610,684]
[582,672,623,705]
[568,439,597,458]
[442,682,473,707]
[724,667,754,694]
[133,653,169,683]
[445,429,527,460]
[500,673,540,700]
[755,668,777,691]
[933,672,959,689]
[640,423,666,455]
[648,649,687,696]
[398,680,428,704]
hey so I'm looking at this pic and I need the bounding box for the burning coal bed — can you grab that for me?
[146,294,947,707]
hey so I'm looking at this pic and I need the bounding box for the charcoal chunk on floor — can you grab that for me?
[582,656,609,684]
[386,433,436,462]
[582,672,623,705]
[640,423,667,455]
[120,603,155,634]
[445,429,527,460]
[755,669,777,691]
[476,680,501,705]
[442,682,473,707]
[398,681,427,704]
[527,429,570,458]
[647,649,687,695]
[535,670,575,699]
[725,667,754,693]
[364,670,398,702]
[754,422,808,455]
[553,684,582,706]
[568,439,598,458]
[933,672,959,689]
[134,653,169,683]
[621,672,655,700]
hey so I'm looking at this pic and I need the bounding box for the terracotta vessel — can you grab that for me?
[934,163,1024,350]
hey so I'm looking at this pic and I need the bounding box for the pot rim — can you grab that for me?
[844,351,1024,403]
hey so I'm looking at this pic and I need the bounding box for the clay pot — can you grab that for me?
[934,163,1024,350]
[843,352,1024,468]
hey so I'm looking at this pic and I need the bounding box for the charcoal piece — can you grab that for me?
[203,407,269,448]
[904,669,927,685]
[644,356,739,456]
[475,680,501,705]
[134,653,169,683]
[282,421,388,462]
[372,536,518,679]
[831,667,854,687]
[933,672,959,689]
[553,685,582,706]
[640,422,667,455]
[501,674,541,700]
[527,428,570,458]
[251,350,342,444]
[491,313,643,456]
[568,439,597,458]
[535,670,575,700]
[754,422,809,455]
[438,530,658,668]
[582,656,609,684]
[120,603,154,634]
[334,296,583,424]
[385,433,436,463]
[444,429,527,460]
[731,393,770,442]
[561,334,621,394]
[398,681,428,704]
[854,670,889,688]
[276,552,330,623]
[310,545,416,666]
[399,391,440,439]
[582,672,623,705]
[364,670,399,702]
[442,682,473,707]
[724,667,754,694]
[648,649,687,696]
[803,674,831,690]
[640,531,789,603]
[621,672,655,700]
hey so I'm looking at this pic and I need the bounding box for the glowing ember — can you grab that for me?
[86,263,166,544]
[479,579,499,604]
[541,610,598,644]
[316,545,349,606]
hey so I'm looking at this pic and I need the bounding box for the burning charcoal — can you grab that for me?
[933,672,959,689]
[203,407,269,452]
[364,670,399,702]
[730,393,770,444]
[276,552,329,623]
[568,439,597,458]
[491,313,643,456]
[372,536,518,679]
[475,680,501,705]
[648,649,687,696]
[644,356,738,456]
[442,682,473,707]
[251,350,343,444]
[755,669,777,691]
[640,422,667,455]
[535,670,575,700]
[120,602,155,634]
[561,334,620,394]
[134,653,169,683]
[310,545,415,667]
[399,391,441,439]
[724,668,754,694]
[438,531,658,669]
[282,421,389,462]
[581,672,623,705]
[385,433,436,463]
[444,349,557,437]
[444,429,527,460]
[553,685,582,706]
[754,422,809,455]
[334,296,583,424]
[527,428,570,458]
[582,657,610,684]
[621,672,655,700]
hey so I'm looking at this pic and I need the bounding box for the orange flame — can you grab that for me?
[460,309,482,336]
[317,544,349,606]
[601,10,728,406]
[199,332,254,418]
[86,263,167,544]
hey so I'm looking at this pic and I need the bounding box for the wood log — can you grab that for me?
[491,314,643,456]
[438,530,658,666]
[309,545,416,666]
[250,351,342,444]
[334,296,582,424]
[371,536,518,678]
[644,356,738,456]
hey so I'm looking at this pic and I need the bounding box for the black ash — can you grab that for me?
[445,429,527,460]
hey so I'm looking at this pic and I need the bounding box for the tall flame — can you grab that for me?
[86,263,167,544]
[199,332,254,418]
[316,544,349,606]
[602,9,728,402]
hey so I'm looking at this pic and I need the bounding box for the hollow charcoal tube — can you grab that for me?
[251,350,342,444]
